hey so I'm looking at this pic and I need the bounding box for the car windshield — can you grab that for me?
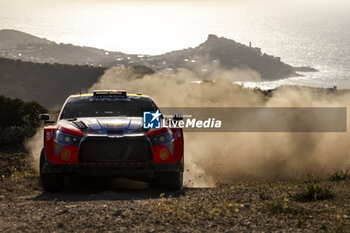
[60,96,158,119]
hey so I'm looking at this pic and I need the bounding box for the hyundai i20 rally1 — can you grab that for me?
[39,90,184,192]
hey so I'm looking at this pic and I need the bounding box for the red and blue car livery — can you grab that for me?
[39,90,184,192]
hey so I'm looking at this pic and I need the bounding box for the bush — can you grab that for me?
[268,196,308,216]
[0,126,29,145]
[268,197,289,214]
[329,168,350,181]
[294,183,335,202]
[0,95,47,146]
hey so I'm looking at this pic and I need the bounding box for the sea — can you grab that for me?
[0,0,349,90]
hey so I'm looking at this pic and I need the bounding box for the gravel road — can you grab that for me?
[1,150,350,232]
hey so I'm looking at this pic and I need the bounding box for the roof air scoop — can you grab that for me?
[93,90,127,97]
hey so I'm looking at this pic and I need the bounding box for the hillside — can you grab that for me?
[0,58,155,109]
[0,58,105,108]
[153,34,296,80]
[0,29,51,50]
[0,30,130,66]
[0,30,305,80]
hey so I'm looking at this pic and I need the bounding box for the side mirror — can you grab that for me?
[39,114,50,121]
[173,114,183,121]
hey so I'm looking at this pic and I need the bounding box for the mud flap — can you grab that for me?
[170,128,184,163]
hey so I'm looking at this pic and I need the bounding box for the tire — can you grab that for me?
[40,148,64,192]
[152,171,183,190]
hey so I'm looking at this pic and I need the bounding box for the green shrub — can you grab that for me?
[268,197,289,214]
[0,95,47,146]
[294,183,335,202]
[329,168,350,181]
[268,196,308,216]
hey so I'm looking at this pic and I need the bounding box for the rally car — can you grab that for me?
[39,90,184,192]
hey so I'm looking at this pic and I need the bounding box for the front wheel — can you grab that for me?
[152,171,183,190]
[40,149,64,192]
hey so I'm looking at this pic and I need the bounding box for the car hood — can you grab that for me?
[59,117,145,135]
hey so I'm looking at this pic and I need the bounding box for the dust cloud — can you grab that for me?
[90,66,350,187]
[25,128,43,174]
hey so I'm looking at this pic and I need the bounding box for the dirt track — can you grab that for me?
[1,150,350,232]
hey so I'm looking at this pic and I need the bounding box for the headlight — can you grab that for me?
[54,130,82,147]
[149,129,173,145]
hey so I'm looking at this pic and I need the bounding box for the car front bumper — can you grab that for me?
[42,161,184,175]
